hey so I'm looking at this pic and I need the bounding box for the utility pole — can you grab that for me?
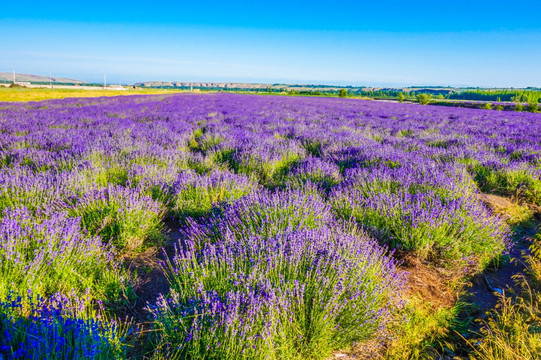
[50,73,53,88]
[104,73,107,89]
[13,70,15,84]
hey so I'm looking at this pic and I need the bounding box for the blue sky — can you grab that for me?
[2,0,540,87]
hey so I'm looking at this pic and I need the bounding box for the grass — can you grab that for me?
[486,197,535,228]
[384,296,467,359]
[471,290,541,359]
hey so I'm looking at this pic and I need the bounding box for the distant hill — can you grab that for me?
[132,81,466,96]
[133,81,349,92]
[0,73,86,84]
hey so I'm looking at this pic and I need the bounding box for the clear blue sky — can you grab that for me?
[2,0,540,87]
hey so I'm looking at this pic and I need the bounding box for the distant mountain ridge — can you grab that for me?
[134,81,357,91]
[0,73,86,84]
[133,81,460,94]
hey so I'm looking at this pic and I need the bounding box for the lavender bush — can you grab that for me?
[171,170,258,221]
[59,185,166,252]
[0,292,130,360]
[153,225,403,359]
[182,188,334,245]
[0,208,127,303]
[331,164,509,267]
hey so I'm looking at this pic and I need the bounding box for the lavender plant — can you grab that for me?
[284,156,341,192]
[183,188,334,244]
[0,292,131,360]
[60,185,166,252]
[153,225,403,360]
[0,208,127,304]
[171,170,258,220]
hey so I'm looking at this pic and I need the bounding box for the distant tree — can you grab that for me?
[338,89,348,98]
[527,98,539,113]
[515,102,523,112]
[482,103,493,110]
[437,94,445,99]
[496,105,504,111]
[397,92,406,103]
[416,93,432,105]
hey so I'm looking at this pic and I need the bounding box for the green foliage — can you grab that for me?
[285,168,340,192]
[397,92,406,103]
[528,98,539,113]
[338,89,348,98]
[235,147,305,188]
[449,89,541,102]
[482,103,493,110]
[496,105,504,111]
[416,93,433,105]
[514,102,523,112]
[173,172,257,220]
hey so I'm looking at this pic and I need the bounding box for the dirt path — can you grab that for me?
[467,228,535,320]
[123,217,182,324]
[468,195,539,320]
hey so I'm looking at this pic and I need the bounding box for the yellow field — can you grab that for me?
[0,87,187,102]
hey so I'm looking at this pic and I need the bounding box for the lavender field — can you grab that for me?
[1,93,540,359]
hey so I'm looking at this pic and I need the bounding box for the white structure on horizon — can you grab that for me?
[107,84,126,90]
